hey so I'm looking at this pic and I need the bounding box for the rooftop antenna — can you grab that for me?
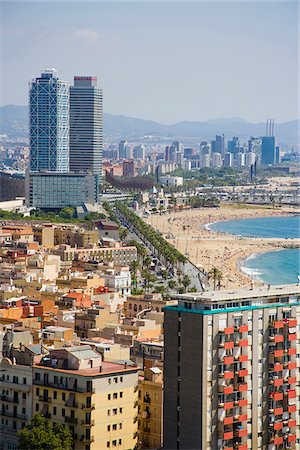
[272,119,275,137]
[266,119,268,136]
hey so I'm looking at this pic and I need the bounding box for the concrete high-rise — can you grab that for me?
[163,284,300,450]
[29,68,69,172]
[70,76,103,180]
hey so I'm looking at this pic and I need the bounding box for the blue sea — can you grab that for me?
[209,215,300,239]
[209,215,300,285]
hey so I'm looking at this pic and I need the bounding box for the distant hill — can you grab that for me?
[0,105,298,146]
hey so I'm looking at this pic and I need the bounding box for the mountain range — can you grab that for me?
[0,105,298,146]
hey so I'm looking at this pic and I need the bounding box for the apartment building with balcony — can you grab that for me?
[137,367,163,449]
[32,345,139,450]
[163,284,300,450]
[0,357,33,450]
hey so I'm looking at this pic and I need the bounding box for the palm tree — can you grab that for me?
[208,266,223,290]
[130,260,139,288]
[182,274,191,292]
[143,256,152,270]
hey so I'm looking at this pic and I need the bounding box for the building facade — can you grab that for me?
[29,68,69,173]
[262,136,276,166]
[25,172,97,208]
[163,285,300,450]
[70,76,103,182]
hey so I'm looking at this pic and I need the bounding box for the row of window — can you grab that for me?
[108,392,123,400]
[107,423,122,431]
[108,408,123,415]
[107,439,122,447]
[0,376,27,384]
[108,377,123,384]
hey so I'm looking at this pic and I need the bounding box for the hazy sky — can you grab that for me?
[0,1,298,123]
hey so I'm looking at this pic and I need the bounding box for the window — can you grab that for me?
[23,378,27,385]
[35,373,41,381]
[107,410,110,416]
[108,379,111,384]
[119,407,123,414]
[108,394,111,400]
[107,425,110,431]
[119,423,122,430]
[120,377,123,383]
[107,443,110,448]
[13,376,18,384]
[22,407,26,414]
[53,407,57,416]
[112,441,117,447]
[112,424,117,430]
[53,391,57,400]
[118,440,122,445]
[62,393,66,401]
[62,408,65,417]
[114,378,118,383]
[120,392,123,398]
[113,393,117,399]
[36,403,39,412]
[113,408,117,415]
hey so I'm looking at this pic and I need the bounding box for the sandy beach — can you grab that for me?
[147,204,300,290]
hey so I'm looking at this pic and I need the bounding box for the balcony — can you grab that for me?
[274,407,283,415]
[274,335,284,343]
[288,434,296,443]
[224,401,234,410]
[273,379,283,387]
[224,327,234,335]
[239,339,248,347]
[0,395,19,404]
[288,362,296,370]
[0,411,28,420]
[238,383,247,392]
[239,355,248,363]
[288,348,296,356]
[223,431,233,440]
[274,437,283,445]
[143,395,151,404]
[287,319,297,327]
[81,420,95,427]
[288,405,296,413]
[272,363,283,372]
[224,356,234,365]
[288,420,296,428]
[224,416,234,425]
[287,390,296,399]
[274,349,284,358]
[65,416,78,424]
[0,380,30,392]
[238,369,248,377]
[238,399,247,407]
[236,428,247,438]
[273,321,284,329]
[65,401,78,408]
[270,392,283,401]
[223,371,234,380]
[224,342,234,350]
[81,404,95,410]
[288,376,296,385]
[39,396,52,403]
[80,436,94,443]
[239,325,248,333]
[274,422,283,431]
[134,400,138,408]
[238,445,248,450]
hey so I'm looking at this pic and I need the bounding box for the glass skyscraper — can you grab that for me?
[70,76,103,182]
[29,68,69,172]
[261,136,275,165]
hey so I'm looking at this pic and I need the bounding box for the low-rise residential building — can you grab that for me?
[52,245,137,266]
[103,266,131,297]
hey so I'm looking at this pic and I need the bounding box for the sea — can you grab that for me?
[209,215,300,285]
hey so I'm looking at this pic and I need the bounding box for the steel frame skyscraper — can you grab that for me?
[70,76,103,183]
[29,68,69,172]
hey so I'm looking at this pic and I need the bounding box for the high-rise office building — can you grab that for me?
[228,137,239,154]
[163,284,300,450]
[212,135,225,157]
[133,145,145,160]
[119,140,132,159]
[123,160,135,178]
[212,152,222,168]
[70,76,103,179]
[224,152,233,167]
[262,137,276,165]
[29,68,69,172]
[262,119,276,165]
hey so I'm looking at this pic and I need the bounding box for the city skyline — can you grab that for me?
[1,1,298,124]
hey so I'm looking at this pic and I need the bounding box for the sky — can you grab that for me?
[0,1,298,123]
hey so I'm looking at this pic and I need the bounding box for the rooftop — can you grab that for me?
[34,360,138,377]
[175,284,300,304]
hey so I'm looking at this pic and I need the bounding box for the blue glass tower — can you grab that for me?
[29,68,69,172]
[261,136,275,165]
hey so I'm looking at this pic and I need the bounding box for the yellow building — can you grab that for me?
[33,345,139,450]
[137,367,163,449]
